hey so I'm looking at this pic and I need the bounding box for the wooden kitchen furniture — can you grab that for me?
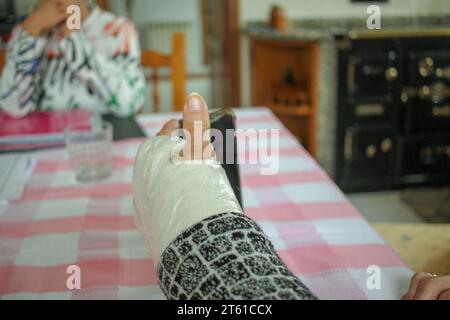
[0,50,5,74]
[250,39,319,157]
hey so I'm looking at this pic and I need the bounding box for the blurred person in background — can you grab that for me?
[0,0,145,117]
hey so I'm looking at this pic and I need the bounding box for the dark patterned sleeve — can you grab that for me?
[157,212,318,300]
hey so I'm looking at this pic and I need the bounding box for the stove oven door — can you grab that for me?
[402,50,450,133]
[397,134,450,175]
[347,48,398,99]
[342,124,394,178]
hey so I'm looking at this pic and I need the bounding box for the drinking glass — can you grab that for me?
[64,121,113,182]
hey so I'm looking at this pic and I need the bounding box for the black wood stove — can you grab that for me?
[336,32,450,192]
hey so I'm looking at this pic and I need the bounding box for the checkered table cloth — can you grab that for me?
[0,108,412,299]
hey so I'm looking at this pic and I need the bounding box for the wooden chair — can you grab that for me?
[0,50,5,74]
[96,0,111,11]
[141,32,186,112]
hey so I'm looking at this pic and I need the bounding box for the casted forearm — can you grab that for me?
[133,136,317,300]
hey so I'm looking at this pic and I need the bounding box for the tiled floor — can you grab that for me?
[347,190,450,274]
[347,191,425,224]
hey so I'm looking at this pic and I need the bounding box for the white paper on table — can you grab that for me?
[0,153,36,201]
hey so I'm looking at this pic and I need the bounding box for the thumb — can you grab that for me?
[182,93,212,160]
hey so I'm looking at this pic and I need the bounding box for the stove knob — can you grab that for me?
[421,81,450,104]
[401,87,419,103]
[418,57,434,77]
[435,66,450,80]
[419,86,431,99]
[401,91,409,103]
[388,51,396,61]
[385,67,398,82]
[366,145,377,158]
[381,138,393,153]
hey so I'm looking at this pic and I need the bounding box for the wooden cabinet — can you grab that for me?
[250,39,319,157]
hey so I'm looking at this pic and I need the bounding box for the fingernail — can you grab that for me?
[189,92,201,97]
[187,95,202,112]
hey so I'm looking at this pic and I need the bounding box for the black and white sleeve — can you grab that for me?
[157,212,317,300]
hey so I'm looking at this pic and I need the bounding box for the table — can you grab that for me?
[0,108,413,299]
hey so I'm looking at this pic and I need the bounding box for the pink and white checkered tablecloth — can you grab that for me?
[0,108,412,300]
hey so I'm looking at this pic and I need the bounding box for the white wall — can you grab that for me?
[109,0,210,112]
[13,0,36,15]
[130,0,199,25]
[240,0,450,23]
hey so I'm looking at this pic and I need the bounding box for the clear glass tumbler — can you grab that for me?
[64,121,113,182]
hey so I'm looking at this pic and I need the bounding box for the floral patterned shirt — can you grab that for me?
[0,6,145,117]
